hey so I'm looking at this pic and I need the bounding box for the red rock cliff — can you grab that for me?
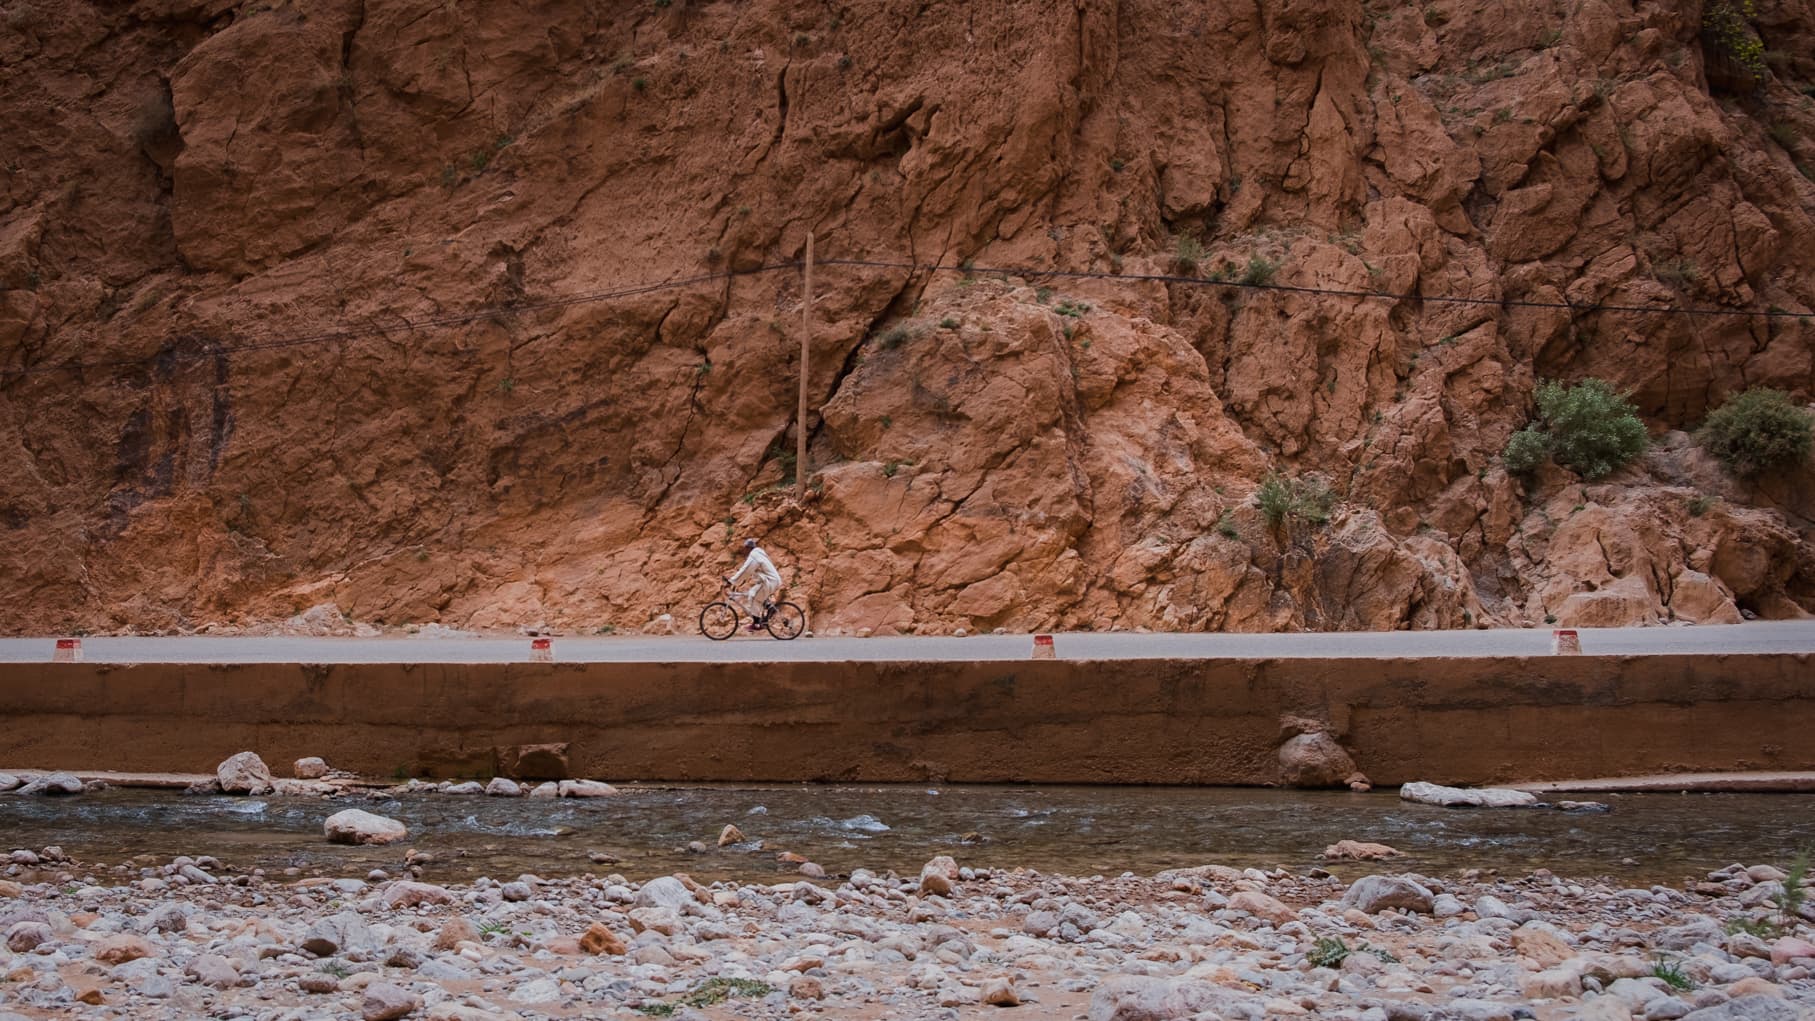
[2,0,1813,635]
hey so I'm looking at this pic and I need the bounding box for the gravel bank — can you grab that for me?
[2,842,1812,1020]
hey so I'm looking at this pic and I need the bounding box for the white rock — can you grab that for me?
[1341,875,1435,914]
[558,779,618,798]
[484,777,522,797]
[442,781,484,795]
[293,757,329,780]
[528,782,559,799]
[15,772,84,796]
[324,809,409,846]
[1398,781,1538,808]
[635,876,695,911]
[508,977,563,1004]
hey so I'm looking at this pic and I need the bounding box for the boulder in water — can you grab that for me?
[324,808,408,845]
[1322,840,1402,861]
[216,751,274,795]
[17,772,83,796]
[1277,726,1366,789]
[558,779,618,798]
[1399,781,1538,808]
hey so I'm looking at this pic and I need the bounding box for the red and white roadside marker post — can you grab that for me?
[530,637,553,663]
[53,638,82,663]
[1552,629,1581,655]
[1032,634,1056,660]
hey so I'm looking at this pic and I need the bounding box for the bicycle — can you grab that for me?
[699,581,807,640]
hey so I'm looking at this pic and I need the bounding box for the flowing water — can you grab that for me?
[3,785,1810,886]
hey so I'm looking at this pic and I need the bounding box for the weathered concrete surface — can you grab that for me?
[0,654,1809,784]
[1514,772,1815,794]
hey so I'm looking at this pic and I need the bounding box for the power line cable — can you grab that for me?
[821,257,1815,320]
[3,252,1808,383]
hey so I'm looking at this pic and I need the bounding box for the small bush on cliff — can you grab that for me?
[1255,472,1334,527]
[1174,235,1205,273]
[1702,0,1767,84]
[1698,387,1813,477]
[1502,428,1550,476]
[1241,255,1280,286]
[1509,379,1648,481]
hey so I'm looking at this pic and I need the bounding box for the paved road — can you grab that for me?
[1,622,1811,664]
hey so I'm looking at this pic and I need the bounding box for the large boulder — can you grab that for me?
[1322,840,1402,861]
[361,982,420,1021]
[557,779,618,798]
[381,881,454,909]
[92,933,155,965]
[216,752,274,795]
[323,809,408,846]
[1399,781,1537,808]
[1277,726,1366,789]
[499,743,570,780]
[1678,997,1804,1021]
[16,772,83,796]
[6,921,52,953]
[1227,891,1296,926]
[1088,976,1263,1021]
[301,911,377,957]
[634,876,695,911]
[1342,874,1435,914]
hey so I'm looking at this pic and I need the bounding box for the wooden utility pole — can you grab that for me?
[796,231,813,502]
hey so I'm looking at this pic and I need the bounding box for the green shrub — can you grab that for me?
[1531,379,1649,480]
[1502,427,1550,475]
[1216,509,1240,540]
[1174,235,1205,273]
[1775,849,1810,924]
[1651,956,1695,992]
[1698,387,1813,477]
[1702,0,1766,83]
[1241,255,1280,286]
[1308,936,1350,969]
[1255,472,1334,527]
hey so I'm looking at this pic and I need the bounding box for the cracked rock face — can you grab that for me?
[1,0,1812,636]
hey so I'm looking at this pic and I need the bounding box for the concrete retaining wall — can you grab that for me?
[1,653,1809,784]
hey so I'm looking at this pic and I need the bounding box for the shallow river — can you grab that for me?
[3,785,1810,885]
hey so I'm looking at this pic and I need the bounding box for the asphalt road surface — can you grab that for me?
[2,621,1811,664]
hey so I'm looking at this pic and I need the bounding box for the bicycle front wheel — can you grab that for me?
[700,602,740,640]
[765,602,806,640]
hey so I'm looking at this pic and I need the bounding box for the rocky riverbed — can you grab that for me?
[2,840,1812,1021]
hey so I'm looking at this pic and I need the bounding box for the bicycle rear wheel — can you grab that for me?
[699,602,739,640]
[764,602,806,640]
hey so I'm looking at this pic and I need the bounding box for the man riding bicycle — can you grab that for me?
[726,538,784,633]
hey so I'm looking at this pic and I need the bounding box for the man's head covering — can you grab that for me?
[743,538,757,549]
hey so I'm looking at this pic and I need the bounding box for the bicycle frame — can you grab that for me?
[720,581,774,619]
